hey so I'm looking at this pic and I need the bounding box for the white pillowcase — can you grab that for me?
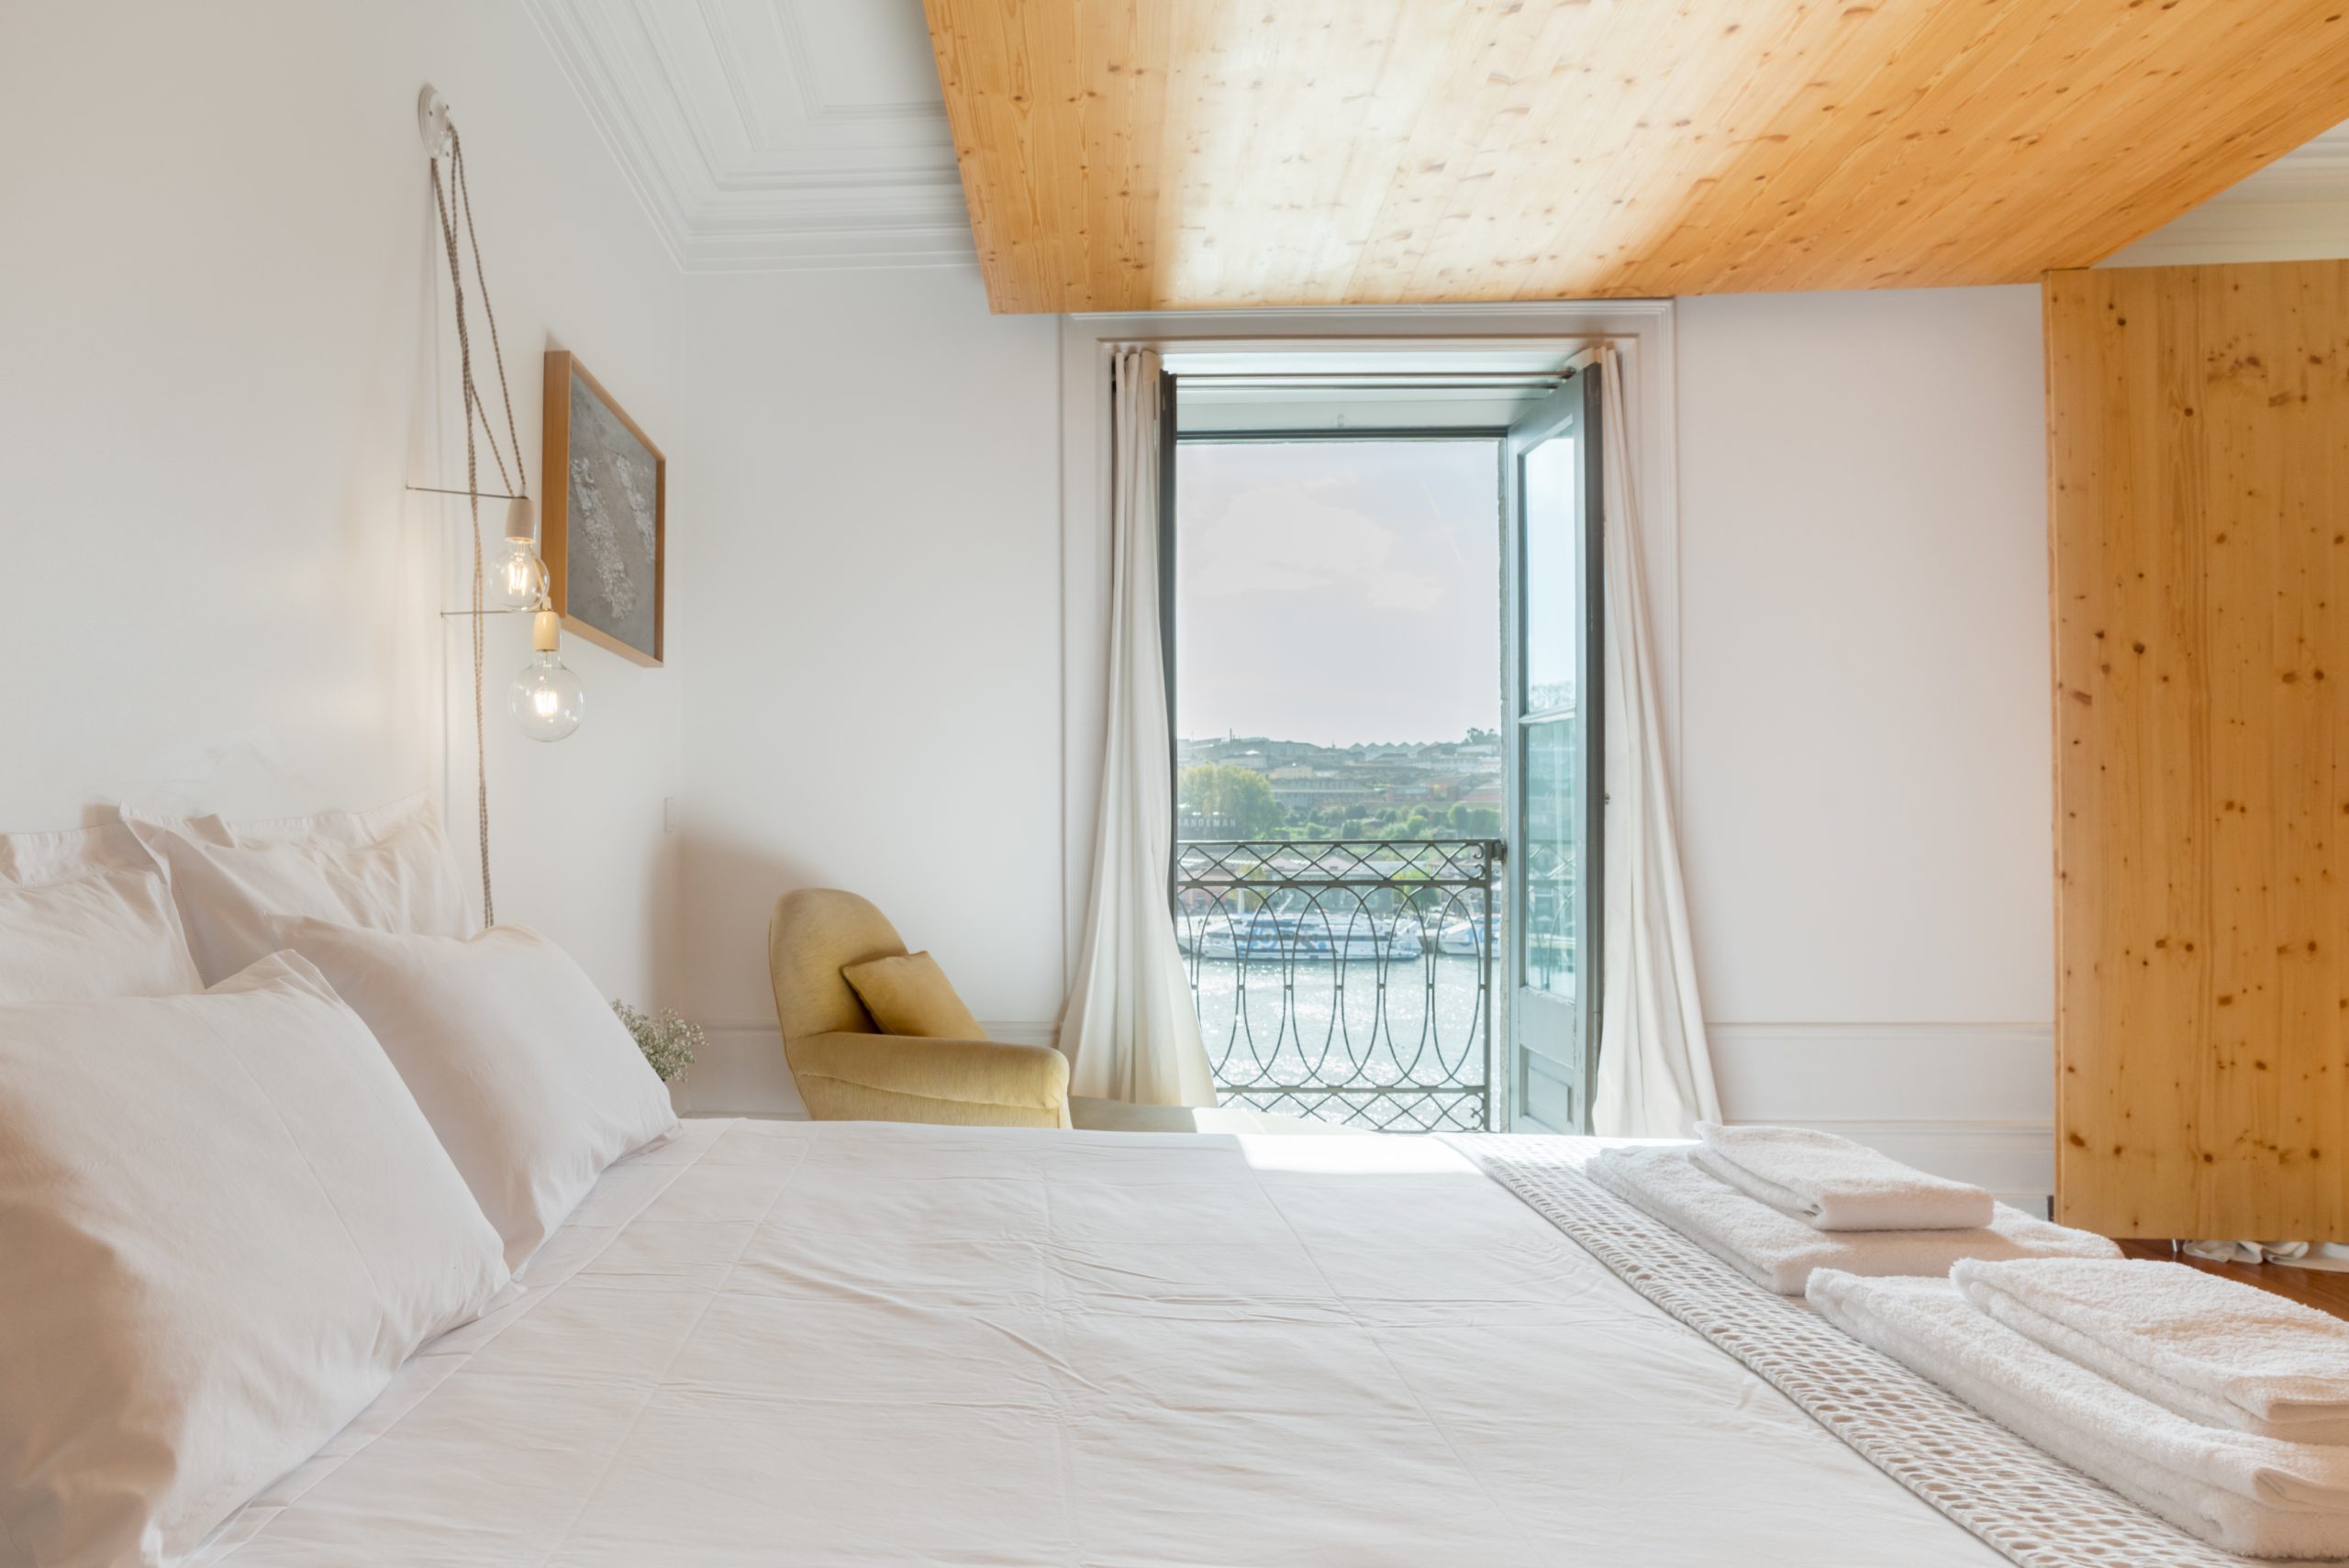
[123,794,472,984]
[0,952,510,1567]
[0,821,201,1003]
[275,920,681,1272]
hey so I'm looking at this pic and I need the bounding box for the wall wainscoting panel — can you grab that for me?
[1709,1023,2056,1211]
[674,1017,2056,1207]
[672,1020,1059,1118]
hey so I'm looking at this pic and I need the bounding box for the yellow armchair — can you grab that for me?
[767,889,1071,1128]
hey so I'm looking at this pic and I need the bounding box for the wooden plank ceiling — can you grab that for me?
[920,0,2349,314]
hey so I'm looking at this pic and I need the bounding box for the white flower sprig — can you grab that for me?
[612,1000,700,1083]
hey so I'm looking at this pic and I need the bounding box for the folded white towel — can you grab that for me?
[1954,1258,2349,1447]
[1809,1271,2349,1560]
[1587,1146,2117,1296]
[1692,1121,1995,1231]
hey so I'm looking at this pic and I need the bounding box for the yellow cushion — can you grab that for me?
[840,951,987,1040]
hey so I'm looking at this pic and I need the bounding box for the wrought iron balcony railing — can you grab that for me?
[1174,839,1501,1132]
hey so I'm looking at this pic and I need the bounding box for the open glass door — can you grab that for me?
[1502,363,1603,1131]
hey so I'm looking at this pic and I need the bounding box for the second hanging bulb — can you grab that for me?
[512,610,584,742]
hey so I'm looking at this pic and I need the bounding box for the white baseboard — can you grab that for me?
[669,1017,2058,1210]
[667,1025,804,1117]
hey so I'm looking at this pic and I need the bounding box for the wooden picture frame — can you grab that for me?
[541,350,665,667]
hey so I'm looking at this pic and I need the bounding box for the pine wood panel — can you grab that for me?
[2051,261,2349,1240]
[922,0,2349,315]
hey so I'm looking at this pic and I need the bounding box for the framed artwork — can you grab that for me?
[541,350,665,666]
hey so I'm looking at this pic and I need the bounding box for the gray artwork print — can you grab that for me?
[565,373,658,655]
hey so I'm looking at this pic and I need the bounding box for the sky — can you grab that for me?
[1175,439,1502,747]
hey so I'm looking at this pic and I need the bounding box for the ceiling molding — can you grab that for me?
[523,0,974,272]
[2101,122,2349,270]
[2101,202,2349,271]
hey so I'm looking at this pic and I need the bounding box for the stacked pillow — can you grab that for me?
[0,955,511,1566]
[275,920,681,1271]
[120,795,473,984]
[0,795,678,1563]
[0,821,201,1002]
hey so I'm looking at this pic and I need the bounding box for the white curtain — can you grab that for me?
[1062,348,1219,1107]
[1588,343,1721,1138]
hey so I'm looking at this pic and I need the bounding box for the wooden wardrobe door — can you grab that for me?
[2050,260,2349,1239]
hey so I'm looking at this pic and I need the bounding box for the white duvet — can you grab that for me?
[199,1119,2001,1567]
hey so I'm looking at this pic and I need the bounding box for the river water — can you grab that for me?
[1186,951,1496,1129]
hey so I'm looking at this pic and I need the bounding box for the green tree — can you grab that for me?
[1178,763,1284,837]
[1447,803,1502,838]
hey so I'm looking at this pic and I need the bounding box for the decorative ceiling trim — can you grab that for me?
[2101,203,2349,271]
[522,0,974,273]
[762,0,947,129]
[2100,121,2349,269]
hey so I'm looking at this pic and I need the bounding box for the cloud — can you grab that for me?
[1174,441,1499,744]
[1365,567,1442,611]
[1186,479,1440,609]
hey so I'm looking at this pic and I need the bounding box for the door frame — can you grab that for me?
[1054,306,1679,1013]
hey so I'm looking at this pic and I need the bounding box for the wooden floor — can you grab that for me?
[2117,1240,2349,1320]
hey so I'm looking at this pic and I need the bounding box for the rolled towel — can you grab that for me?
[1692,1121,1995,1231]
[1587,1146,2116,1296]
[1954,1258,2349,1447]
[1809,1271,2349,1560]
[2186,1240,2313,1266]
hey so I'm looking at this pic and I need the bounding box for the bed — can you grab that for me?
[195,1118,2005,1567]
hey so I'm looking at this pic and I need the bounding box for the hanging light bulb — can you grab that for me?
[510,610,584,741]
[490,495,549,611]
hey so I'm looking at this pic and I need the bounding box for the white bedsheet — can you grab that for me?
[200,1119,2003,1567]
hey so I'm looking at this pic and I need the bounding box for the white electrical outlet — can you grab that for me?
[662,797,678,833]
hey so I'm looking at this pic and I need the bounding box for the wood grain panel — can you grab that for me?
[2051,261,2349,1240]
[923,0,2349,315]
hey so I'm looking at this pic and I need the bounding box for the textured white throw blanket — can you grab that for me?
[1589,1146,2117,1295]
[1809,1272,2349,1560]
[1955,1258,2349,1448]
[1693,1121,1996,1231]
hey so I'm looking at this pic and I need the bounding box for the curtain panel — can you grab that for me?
[1589,344,1720,1137]
[1061,348,1219,1107]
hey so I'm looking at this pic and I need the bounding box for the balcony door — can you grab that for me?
[1503,365,1603,1132]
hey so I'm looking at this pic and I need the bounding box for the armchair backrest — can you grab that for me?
[768,888,908,1042]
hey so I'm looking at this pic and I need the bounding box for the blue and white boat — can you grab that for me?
[1196,910,1423,962]
[1436,916,1496,958]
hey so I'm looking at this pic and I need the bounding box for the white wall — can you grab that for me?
[1675,286,2054,1198]
[670,284,2060,1202]
[0,0,685,1002]
[671,268,1063,1108]
[4,3,2061,1180]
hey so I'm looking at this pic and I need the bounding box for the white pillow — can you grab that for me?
[123,794,472,984]
[0,821,201,1003]
[275,920,681,1272]
[0,952,510,1567]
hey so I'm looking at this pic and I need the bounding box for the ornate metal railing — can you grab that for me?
[1174,840,1501,1132]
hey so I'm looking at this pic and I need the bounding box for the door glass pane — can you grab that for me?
[1506,370,1598,1134]
[1521,716,1578,998]
[1169,437,1507,1132]
[1522,434,1577,713]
